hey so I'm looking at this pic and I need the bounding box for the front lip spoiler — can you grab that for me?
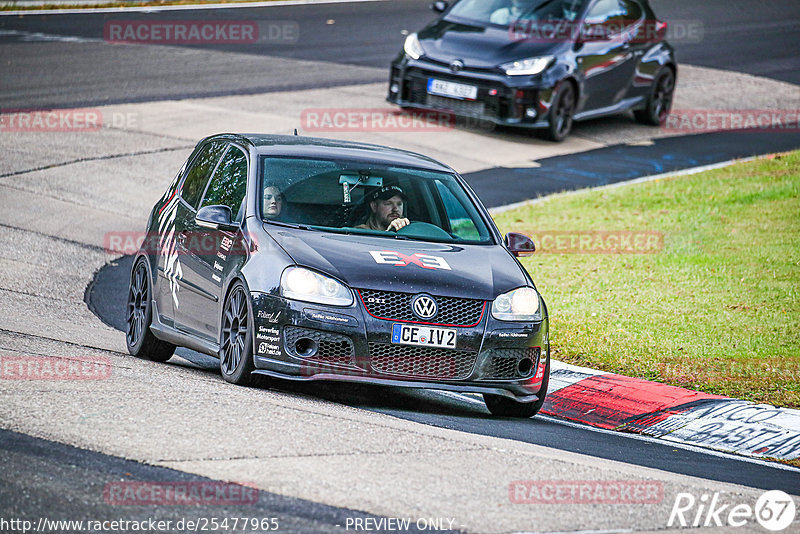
[251,369,540,403]
[386,96,550,130]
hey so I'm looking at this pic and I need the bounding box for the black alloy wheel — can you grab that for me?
[126,258,175,362]
[635,67,675,126]
[220,281,256,385]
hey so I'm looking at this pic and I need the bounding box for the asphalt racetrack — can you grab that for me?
[1,0,799,532]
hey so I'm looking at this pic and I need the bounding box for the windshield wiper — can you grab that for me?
[264,220,313,231]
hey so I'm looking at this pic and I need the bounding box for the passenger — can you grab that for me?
[263,185,285,219]
[357,185,410,232]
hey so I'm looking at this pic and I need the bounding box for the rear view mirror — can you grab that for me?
[505,232,536,257]
[431,1,448,13]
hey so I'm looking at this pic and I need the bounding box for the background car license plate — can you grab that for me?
[392,323,457,349]
[427,78,478,100]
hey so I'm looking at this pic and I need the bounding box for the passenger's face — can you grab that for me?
[371,195,404,228]
[263,186,283,218]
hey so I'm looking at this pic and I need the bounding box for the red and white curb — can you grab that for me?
[542,361,800,462]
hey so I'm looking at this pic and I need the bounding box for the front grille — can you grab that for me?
[283,326,354,365]
[368,342,477,379]
[426,94,486,116]
[358,289,485,326]
[485,347,541,379]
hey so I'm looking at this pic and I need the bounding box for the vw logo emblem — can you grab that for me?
[449,59,464,73]
[411,294,437,320]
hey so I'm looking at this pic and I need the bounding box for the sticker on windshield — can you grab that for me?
[369,250,451,270]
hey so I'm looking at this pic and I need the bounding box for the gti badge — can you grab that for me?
[449,59,464,73]
[411,294,437,320]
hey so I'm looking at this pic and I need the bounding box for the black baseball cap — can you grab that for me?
[370,185,407,202]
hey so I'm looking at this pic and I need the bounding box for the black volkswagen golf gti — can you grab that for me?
[388,0,676,141]
[127,134,549,417]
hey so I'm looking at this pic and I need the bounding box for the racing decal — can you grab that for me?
[156,193,182,309]
[257,310,281,323]
[368,250,451,270]
[255,325,281,357]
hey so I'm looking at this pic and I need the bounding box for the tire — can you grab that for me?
[635,67,675,126]
[542,82,576,142]
[483,358,550,418]
[219,281,256,386]
[126,258,175,362]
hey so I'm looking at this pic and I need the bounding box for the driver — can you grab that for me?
[263,185,285,220]
[357,185,410,232]
[490,0,540,25]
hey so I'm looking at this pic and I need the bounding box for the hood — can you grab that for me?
[418,18,562,69]
[267,227,529,300]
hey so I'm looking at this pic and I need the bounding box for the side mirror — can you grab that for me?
[505,232,535,257]
[196,205,238,232]
[431,1,448,13]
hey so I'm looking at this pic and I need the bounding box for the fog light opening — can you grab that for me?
[295,338,318,357]
[525,107,537,119]
[517,357,533,376]
[390,83,400,94]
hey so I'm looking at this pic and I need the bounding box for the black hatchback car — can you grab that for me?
[127,134,550,417]
[388,0,676,141]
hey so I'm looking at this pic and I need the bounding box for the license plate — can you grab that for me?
[392,323,457,349]
[427,78,478,100]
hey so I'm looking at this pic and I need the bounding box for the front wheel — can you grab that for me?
[219,281,256,385]
[126,258,175,362]
[542,82,576,142]
[483,359,550,418]
[634,67,675,126]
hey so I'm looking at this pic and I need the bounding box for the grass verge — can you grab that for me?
[493,151,800,409]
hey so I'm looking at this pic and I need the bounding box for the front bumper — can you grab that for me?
[250,290,549,401]
[387,57,558,129]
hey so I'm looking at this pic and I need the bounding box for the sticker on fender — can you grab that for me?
[392,323,456,349]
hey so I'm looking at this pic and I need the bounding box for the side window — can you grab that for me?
[181,141,226,210]
[200,146,249,222]
[436,181,480,240]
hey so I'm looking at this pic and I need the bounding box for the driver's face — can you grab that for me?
[371,195,404,229]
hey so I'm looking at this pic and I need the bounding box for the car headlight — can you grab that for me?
[404,33,424,60]
[280,267,353,307]
[500,56,554,76]
[492,287,541,321]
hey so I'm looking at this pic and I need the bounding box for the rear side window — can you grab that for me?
[181,141,226,210]
[200,146,249,222]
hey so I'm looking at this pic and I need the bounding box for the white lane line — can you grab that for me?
[489,155,761,215]
[0,0,385,16]
[0,28,98,42]
[431,390,800,473]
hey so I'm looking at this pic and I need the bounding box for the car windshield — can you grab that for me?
[448,0,588,27]
[258,156,494,244]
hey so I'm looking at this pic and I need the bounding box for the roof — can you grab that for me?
[201,133,454,173]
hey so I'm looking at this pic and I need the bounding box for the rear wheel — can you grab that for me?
[635,67,675,126]
[219,281,256,386]
[542,82,576,142]
[483,359,550,418]
[126,258,175,362]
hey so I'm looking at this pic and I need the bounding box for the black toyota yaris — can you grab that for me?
[388,0,676,141]
[126,134,550,417]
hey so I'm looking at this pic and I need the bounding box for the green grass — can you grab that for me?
[493,151,800,408]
